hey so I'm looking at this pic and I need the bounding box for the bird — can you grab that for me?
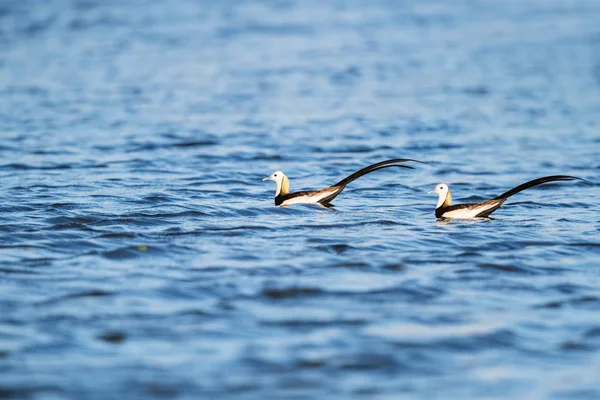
[263,158,425,206]
[428,175,587,219]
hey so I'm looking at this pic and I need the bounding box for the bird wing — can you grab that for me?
[278,187,342,206]
[438,199,504,219]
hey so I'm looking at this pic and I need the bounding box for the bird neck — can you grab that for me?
[443,190,452,207]
[275,175,290,197]
[279,175,290,196]
[437,189,452,209]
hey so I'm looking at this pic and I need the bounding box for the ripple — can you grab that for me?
[261,287,323,300]
[40,289,113,305]
[100,245,163,260]
[478,263,539,274]
[98,331,127,344]
[535,296,600,309]
[312,243,356,254]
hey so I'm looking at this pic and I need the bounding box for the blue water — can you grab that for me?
[1,0,600,398]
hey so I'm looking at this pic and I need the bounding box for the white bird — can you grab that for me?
[263,158,425,207]
[429,175,586,219]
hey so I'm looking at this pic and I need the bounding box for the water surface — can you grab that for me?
[1,0,600,399]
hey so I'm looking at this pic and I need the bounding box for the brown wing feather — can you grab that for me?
[315,186,344,206]
[473,199,506,218]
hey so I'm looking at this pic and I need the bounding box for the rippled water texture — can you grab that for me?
[1,0,600,398]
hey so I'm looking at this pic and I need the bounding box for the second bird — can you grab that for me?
[429,175,586,219]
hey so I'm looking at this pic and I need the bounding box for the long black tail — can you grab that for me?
[493,175,586,200]
[334,158,425,187]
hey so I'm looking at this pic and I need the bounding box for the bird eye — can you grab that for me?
[274,174,278,177]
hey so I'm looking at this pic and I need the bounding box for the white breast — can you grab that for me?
[440,201,502,219]
[441,207,484,219]
[280,187,339,206]
[280,195,318,206]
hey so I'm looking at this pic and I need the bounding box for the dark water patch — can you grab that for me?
[381,263,406,271]
[94,217,175,228]
[244,153,284,161]
[139,194,177,204]
[552,283,592,294]
[49,202,88,210]
[329,65,362,86]
[0,243,47,250]
[0,144,19,152]
[328,261,371,269]
[349,284,445,302]
[0,162,108,170]
[584,327,600,338]
[96,232,138,239]
[176,307,214,318]
[441,329,520,352]
[125,210,208,219]
[39,289,113,305]
[293,220,394,230]
[14,184,95,193]
[0,386,64,400]
[162,225,274,237]
[379,327,520,353]
[456,250,482,257]
[170,140,219,148]
[98,331,127,344]
[0,163,72,170]
[535,296,600,309]
[405,142,463,152]
[462,85,491,97]
[44,216,102,226]
[335,352,399,372]
[0,204,37,212]
[552,389,600,400]
[261,287,323,300]
[261,317,367,328]
[464,240,528,251]
[567,242,600,249]
[30,149,77,156]
[310,144,394,154]
[294,358,327,370]
[43,223,98,232]
[559,341,591,351]
[313,243,356,255]
[19,257,58,268]
[478,263,538,274]
[125,139,220,153]
[101,245,161,260]
[0,266,41,275]
[42,239,104,254]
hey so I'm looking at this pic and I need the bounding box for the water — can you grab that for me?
[1,0,600,398]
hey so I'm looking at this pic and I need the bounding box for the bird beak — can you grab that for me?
[427,190,435,194]
[262,176,271,181]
